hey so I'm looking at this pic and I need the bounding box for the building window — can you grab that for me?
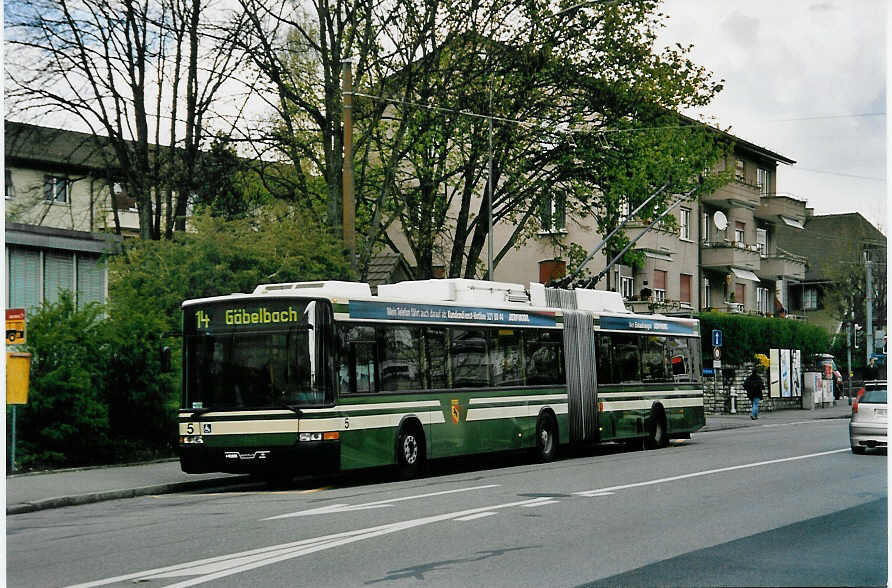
[620,276,633,299]
[679,207,691,240]
[701,211,710,243]
[757,168,771,195]
[756,287,770,314]
[540,193,566,232]
[734,221,745,245]
[653,270,667,303]
[735,159,745,182]
[803,287,819,310]
[5,169,15,199]
[679,274,692,304]
[703,278,711,308]
[756,228,767,257]
[44,175,70,204]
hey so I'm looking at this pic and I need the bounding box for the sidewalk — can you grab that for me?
[7,404,853,515]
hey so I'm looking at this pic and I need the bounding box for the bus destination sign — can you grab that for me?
[184,300,310,334]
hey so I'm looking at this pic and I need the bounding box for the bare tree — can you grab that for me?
[6,0,247,239]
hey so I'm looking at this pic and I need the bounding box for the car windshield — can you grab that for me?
[860,389,887,404]
[183,299,331,410]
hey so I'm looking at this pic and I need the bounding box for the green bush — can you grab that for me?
[697,312,831,367]
[15,293,112,468]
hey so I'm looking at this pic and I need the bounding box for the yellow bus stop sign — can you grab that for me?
[6,308,26,344]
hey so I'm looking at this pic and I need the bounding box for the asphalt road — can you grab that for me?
[7,418,887,587]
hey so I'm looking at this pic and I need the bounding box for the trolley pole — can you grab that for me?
[342,58,356,271]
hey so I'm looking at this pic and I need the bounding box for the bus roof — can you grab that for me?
[182,279,698,335]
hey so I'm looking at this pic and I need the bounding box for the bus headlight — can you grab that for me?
[299,432,323,442]
[180,435,204,444]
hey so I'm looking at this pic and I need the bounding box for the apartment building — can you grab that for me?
[775,211,886,337]
[486,129,806,318]
[5,121,124,311]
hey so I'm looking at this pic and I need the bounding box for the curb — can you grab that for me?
[7,476,254,515]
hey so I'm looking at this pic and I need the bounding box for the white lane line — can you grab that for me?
[520,498,560,508]
[454,512,498,522]
[263,483,500,520]
[574,448,850,497]
[67,496,554,588]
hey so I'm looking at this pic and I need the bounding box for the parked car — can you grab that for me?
[850,381,887,454]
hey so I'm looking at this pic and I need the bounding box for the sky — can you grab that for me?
[655,0,887,233]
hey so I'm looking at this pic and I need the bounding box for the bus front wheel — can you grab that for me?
[396,424,425,479]
[535,412,558,462]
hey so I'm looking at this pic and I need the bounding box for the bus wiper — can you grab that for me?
[277,401,303,416]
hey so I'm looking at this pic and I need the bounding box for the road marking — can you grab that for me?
[67,496,552,588]
[574,448,850,497]
[454,512,498,522]
[263,484,500,520]
[520,498,560,508]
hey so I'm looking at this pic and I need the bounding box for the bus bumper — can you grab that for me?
[178,441,340,475]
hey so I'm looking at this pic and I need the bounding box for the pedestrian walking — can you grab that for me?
[744,368,764,420]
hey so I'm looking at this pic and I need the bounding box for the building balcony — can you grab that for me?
[755,194,808,226]
[701,241,762,272]
[757,253,807,281]
[702,180,761,209]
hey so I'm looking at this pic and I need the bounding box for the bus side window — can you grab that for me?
[380,326,423,391]
[612,333,641,383]
[425,327,449,390]
[451,328,490,388]
[596,335,614,384]
[490,328,524,387]
[667,337,691,382]
[642,336,670,383]
[526,330,565,385]
[338,324,377,394]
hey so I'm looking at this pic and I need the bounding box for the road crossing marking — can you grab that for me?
[574,448,850,497]
[263,484,501,520]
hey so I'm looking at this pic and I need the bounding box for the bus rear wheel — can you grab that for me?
[396,424,425,479]
[535,412,558,462]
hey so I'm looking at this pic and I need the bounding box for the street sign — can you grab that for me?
[712,329,722,347]
[713,346,721,361]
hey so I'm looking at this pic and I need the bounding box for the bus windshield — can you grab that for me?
[183,299,332,410]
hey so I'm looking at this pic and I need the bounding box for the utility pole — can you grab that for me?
[342,58,356,271]
[865,253,873,363]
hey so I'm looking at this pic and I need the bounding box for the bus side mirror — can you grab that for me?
[160,346,172,373]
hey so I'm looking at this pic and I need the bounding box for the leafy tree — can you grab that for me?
[6,0,249,239]
[16,293,111,467]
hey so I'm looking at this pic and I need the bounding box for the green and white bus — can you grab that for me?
[178,279,704,477]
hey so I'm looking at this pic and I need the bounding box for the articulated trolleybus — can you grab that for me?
[178,279,704,477]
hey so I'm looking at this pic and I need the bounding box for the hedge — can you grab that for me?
[697,312,831,367]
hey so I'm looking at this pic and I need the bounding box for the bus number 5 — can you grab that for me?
[344,416,350,430]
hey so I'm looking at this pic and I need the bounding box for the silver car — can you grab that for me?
[850,382,887,453]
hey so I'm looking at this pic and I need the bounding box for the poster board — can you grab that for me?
[791,350,802,397]
[770,348,781,398]
[780,349,792,398]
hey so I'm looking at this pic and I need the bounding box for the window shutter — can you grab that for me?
[44,251,74,304]
[9,247,41,310]
[653,270,667,291]
[680,274,691,303]
[77,254,106,307]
